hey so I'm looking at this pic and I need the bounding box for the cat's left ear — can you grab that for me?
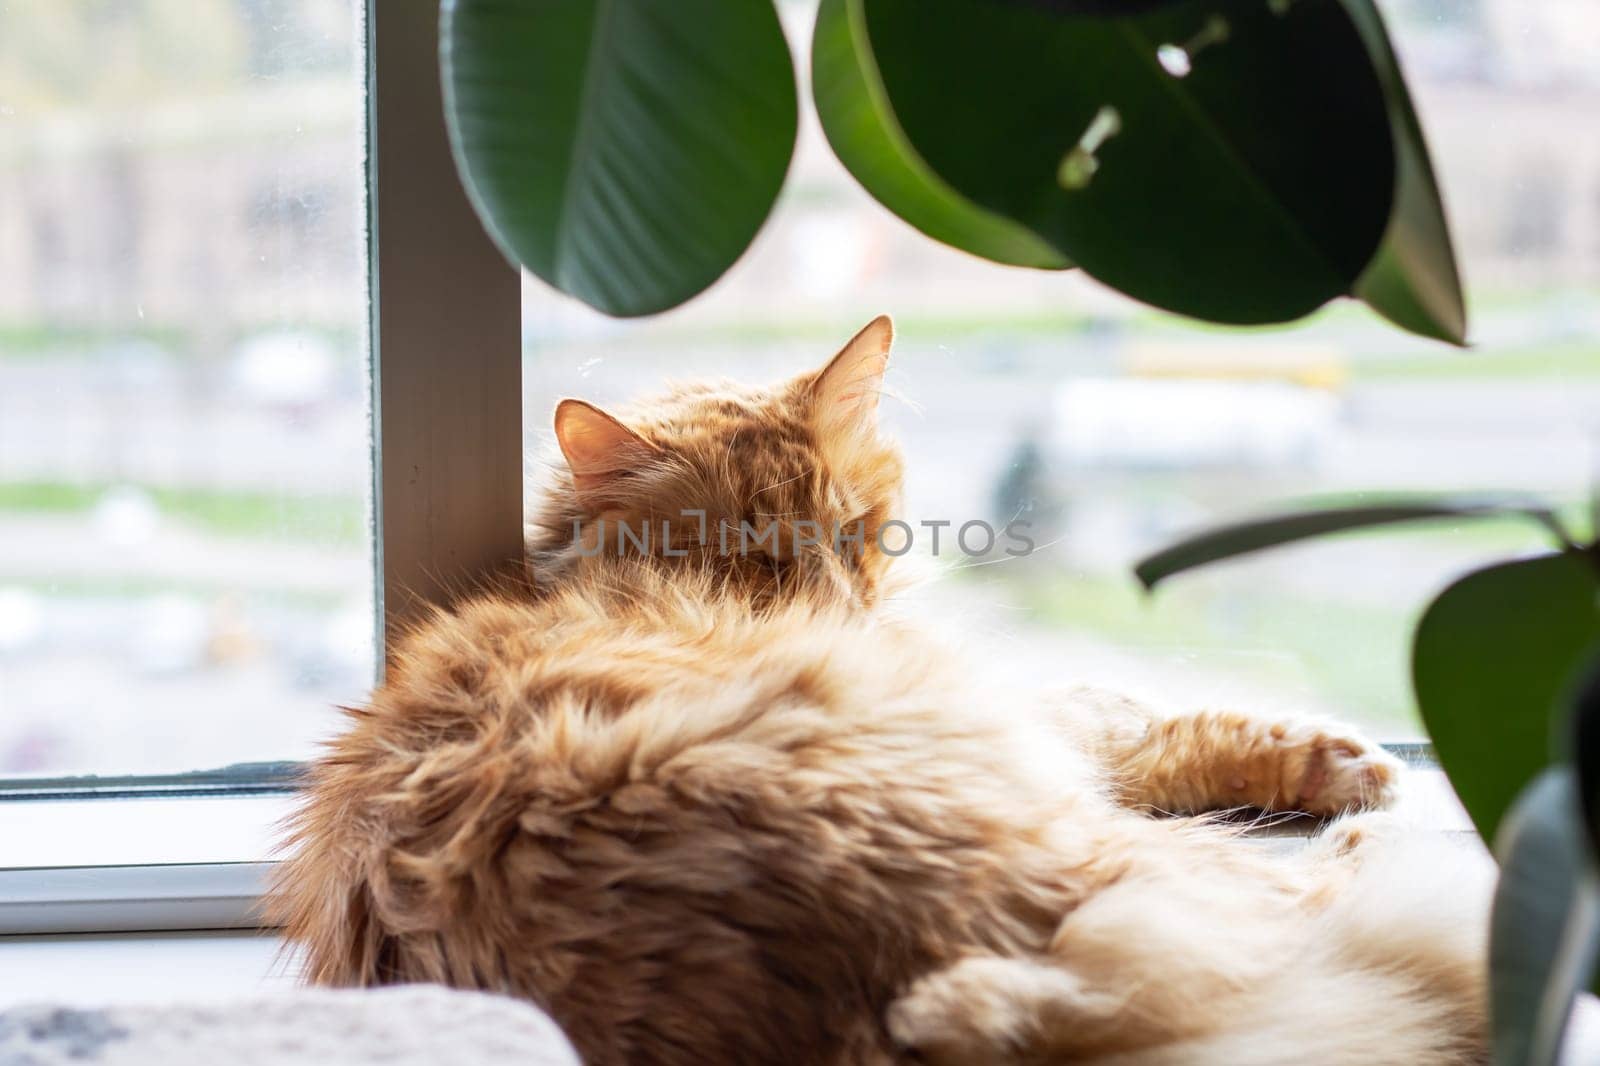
[554,399,661,497]
[812,314,893,437]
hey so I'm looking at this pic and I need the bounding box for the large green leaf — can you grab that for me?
[1573,659,1600,864]
[811,0,1070,270]
[440,0,797,317]
[1490,770,1600,1066]
[1134,499,1568,591]
[1414,552,1600,845]
[990,0,1193,12]
[859,0,1396,325]
[1341,0,1468,345]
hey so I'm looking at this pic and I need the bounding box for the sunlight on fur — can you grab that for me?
[268,316,1492,1065]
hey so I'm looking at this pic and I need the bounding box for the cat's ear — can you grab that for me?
[812,314,893,437]
[554,399,660,496]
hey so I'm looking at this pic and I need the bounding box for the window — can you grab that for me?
[0,1,520,927]
[1,0,1594,932]
[0,1,370,778]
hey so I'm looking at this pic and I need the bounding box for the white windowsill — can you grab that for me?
[0,931,296,1006]
[0,795,293,869]
[0,795,292,935]
[0,767,1468,937]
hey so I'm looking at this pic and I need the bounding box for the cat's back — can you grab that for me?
[276,570,1059,1066]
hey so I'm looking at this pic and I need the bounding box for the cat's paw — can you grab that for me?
[887,961,1027,1065]
[887,957,1114,1065]
[1249,725,1402,817]
[1318,808,1407,857]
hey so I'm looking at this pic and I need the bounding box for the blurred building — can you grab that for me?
[2,0,1598,346]
[0,0,362,344]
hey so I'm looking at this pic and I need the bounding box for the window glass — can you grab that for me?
[0,0,371,775]
[522,0,1600,739]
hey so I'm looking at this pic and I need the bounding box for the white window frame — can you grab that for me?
[0,0,521,936]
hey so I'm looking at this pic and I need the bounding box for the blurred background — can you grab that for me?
[0,0,370,774]
[2,0,1598,775]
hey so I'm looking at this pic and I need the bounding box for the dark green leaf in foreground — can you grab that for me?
[860,0,1395,324]
[1490,770,1600,1066]
[1414,552,1600,845]
[812,0,1071,269]
[987,0,1194,13]
[1341,0,1468,345]
[1568,657,1600,863]
[1134,499,1567,591]
[441,0,797,316]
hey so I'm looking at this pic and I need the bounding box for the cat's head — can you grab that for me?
[531,316,905,611]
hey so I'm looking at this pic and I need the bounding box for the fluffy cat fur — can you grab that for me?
[269,316,1491,1065]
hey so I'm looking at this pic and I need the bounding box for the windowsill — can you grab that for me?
[0,764,1469,937]
[0,930,296,1006]
[0,795,292,869]
[0,795,292,935]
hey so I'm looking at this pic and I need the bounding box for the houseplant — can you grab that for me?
[438,0,1464,341]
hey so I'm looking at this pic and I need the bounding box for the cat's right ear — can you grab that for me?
[812,314,893,439]
[553,399,660,497]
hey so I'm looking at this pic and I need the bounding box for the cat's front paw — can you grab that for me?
[1247,725,1401,817]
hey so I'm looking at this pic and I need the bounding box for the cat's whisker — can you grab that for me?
[947,532,1068,571]
[749,466,814,502]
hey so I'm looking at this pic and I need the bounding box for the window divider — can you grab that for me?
[367,0,524,662]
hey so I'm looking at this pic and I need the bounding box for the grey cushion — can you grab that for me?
[0,985,579,1066]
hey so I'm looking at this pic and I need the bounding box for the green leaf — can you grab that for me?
[1571,660,1600,865]
[1490,770,1600,1066]
[859,0,1396,324]
[1341,0,1468,345]
[990,0,1193,12]
[1134,499,1568,591]
[440,0,797,317]
[1414,551,1600,845]
[811,0,1070,270]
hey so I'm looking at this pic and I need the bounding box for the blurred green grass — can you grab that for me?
[995,567,1422,730]
[0,480,365,545]
[968,508,1565,732]
[1353,340,1600,381]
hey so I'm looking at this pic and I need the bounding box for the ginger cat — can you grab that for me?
[270,317,1490,1065]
